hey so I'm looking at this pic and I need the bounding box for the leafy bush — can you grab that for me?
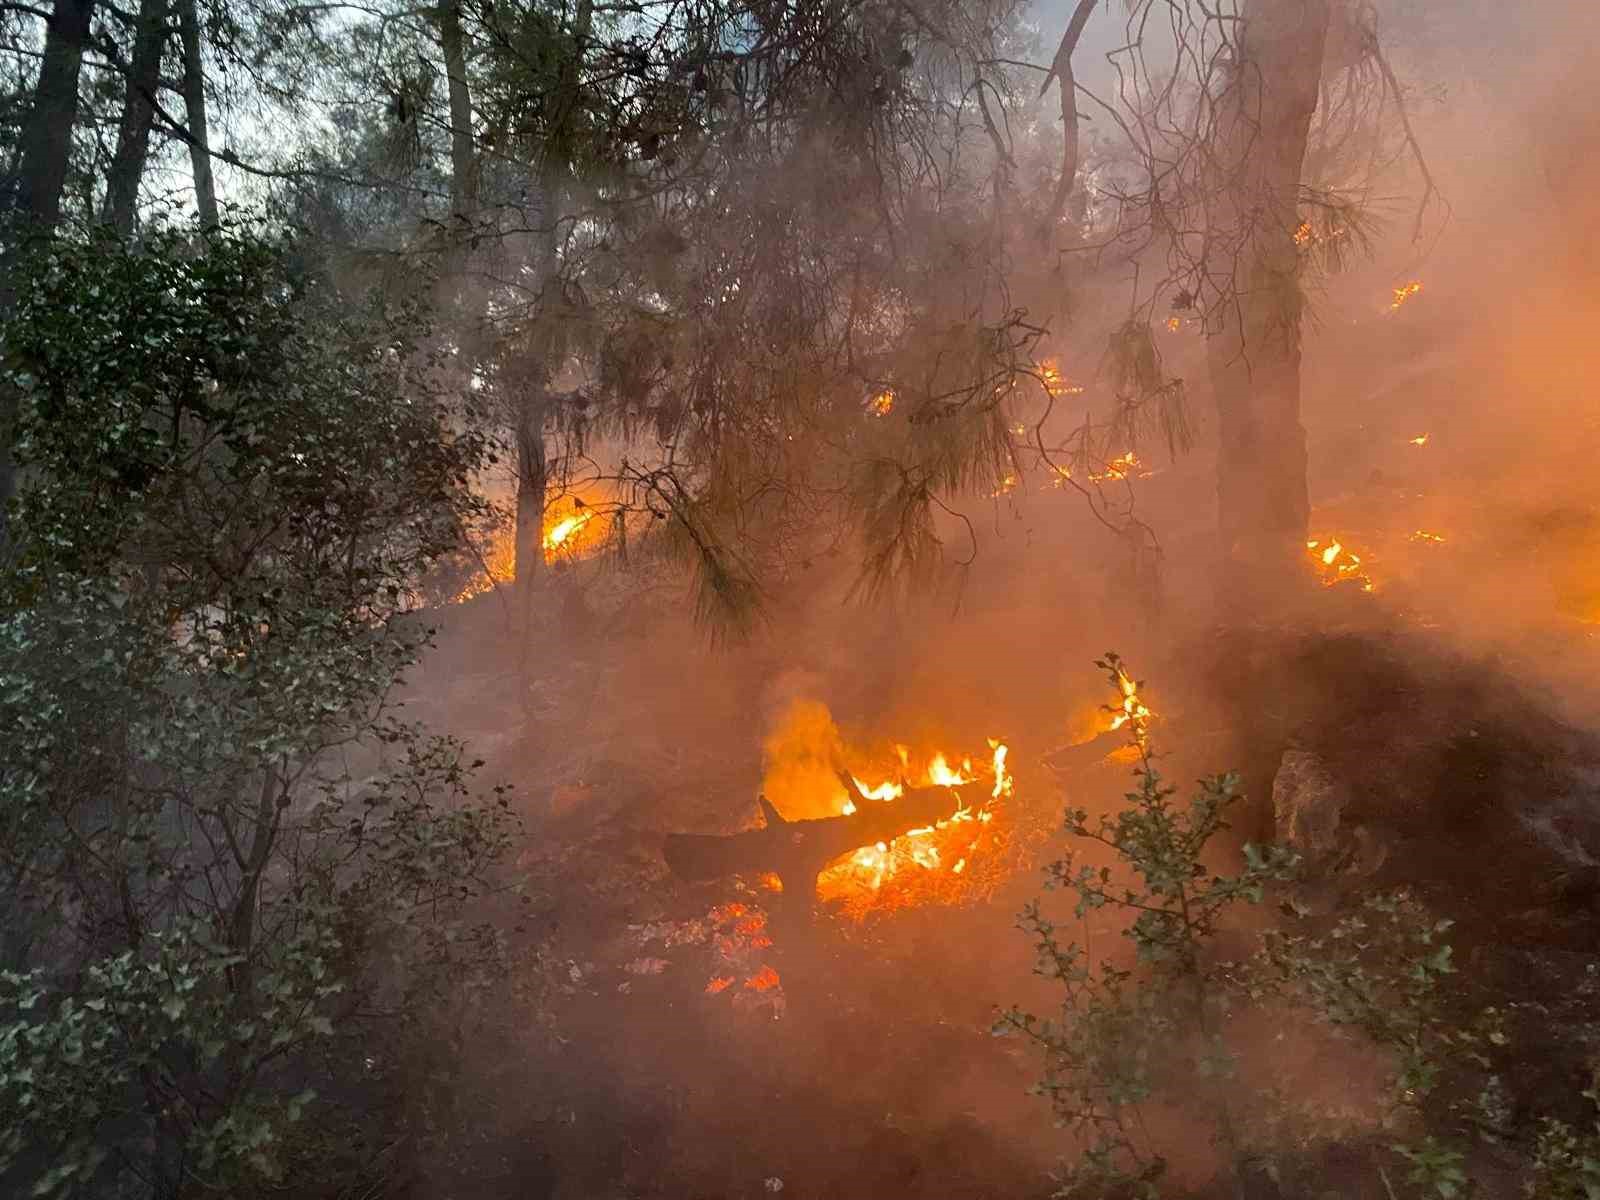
[0,223,515,1197]
[994,654,1297,1197]
[1006,656,1600,1200]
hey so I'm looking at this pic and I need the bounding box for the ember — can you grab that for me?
[868,388,895,416]
[1409,434,1430,446]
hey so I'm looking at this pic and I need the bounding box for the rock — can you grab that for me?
[1272,749,1350,860]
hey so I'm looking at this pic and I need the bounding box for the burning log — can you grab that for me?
[663,771,965,899]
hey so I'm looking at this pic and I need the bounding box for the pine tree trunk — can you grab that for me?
[101,0,170,234]
[514,397,548,659]
[1206,0,1330,590]
[9,0,95,231]
[176,0,216,227]
[1,0,98,553]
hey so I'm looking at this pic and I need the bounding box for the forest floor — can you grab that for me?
[394,574,1600,1199]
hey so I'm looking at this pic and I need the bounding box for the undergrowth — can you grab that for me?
[998,654,1600,1200]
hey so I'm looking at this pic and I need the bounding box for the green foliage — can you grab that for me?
[1254,893,1476,1105]
[0,223,516,1197]
[1394,1137,1470,1199]
[1528,1088,1600,1200]
[994,654,1297,1197]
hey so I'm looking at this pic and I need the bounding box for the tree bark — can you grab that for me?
[101,0,170,234]
[1206,0,1330,589]
[176,0,217,227]
[9,0,96,231]
[1,0,97,554]
[513,392,548,644]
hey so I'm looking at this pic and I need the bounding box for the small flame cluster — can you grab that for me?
[868,388,896,416]
[817,740,1013,919]
[1090,451,1149,484]
[1306,536,1376,592]
[1107,667,1152,740]
[1389,280,1423,312]
[1037,358,1084,397]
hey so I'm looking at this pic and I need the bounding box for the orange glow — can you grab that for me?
[1410,530,1446,544]
[869,389,896,416]
[705,976,734,995]
[1409,434,1430,446]
[1165,316,1182,332]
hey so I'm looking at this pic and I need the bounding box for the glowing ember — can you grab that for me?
[991,474,1019,498]
[1165,316,1182,332]
[1389,280,1423,312]
[703,902,784,1014]
[1409,434,1430,446]
[744,965,781,992]
[1410,530,1446,544]
[1306,537,1376,592]
[1294,220,1313,247]
[869,389,896,416]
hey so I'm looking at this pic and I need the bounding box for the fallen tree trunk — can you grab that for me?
[663,772,963,898]
[1042,728,1128,771]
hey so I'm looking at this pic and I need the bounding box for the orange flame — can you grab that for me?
[819,739,1012,916]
